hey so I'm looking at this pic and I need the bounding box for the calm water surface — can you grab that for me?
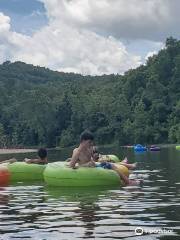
[0,146,180,240]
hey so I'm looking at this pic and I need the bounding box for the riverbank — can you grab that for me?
[0,149,37,154]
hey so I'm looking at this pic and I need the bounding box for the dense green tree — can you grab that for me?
[0,37,179,147]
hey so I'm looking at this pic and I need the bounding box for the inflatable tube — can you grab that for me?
[0,164,10,186]
[115,164,129,177]
[7,162,46,182]
[107,155,120,162]
[176,145,180,150]
[98,154,120,163]
[66,154,120,163]
[44,162,121,187]
[134,144,147,152]
[150,145,161,151]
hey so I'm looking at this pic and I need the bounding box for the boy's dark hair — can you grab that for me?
[80,130,94,142]
[38,148,47,159]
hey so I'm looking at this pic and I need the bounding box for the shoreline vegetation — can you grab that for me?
[0,143,178,161]
[0,37,179,148]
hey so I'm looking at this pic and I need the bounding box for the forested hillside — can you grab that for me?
[0,37,179,147]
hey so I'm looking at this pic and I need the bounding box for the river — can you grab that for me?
[0,145,180,239]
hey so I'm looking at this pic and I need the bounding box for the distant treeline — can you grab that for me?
[0,37,179,147]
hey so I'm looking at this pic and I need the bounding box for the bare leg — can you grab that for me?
[112,164,141,186]
[120,162,137,170]
[120,157,137,170]
[112,164,130,185]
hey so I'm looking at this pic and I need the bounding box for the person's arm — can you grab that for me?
[80,161,96,167]
[25,158,39,164]
[25,158,47,164]
[0,158,17,164]
[69,149,79,168]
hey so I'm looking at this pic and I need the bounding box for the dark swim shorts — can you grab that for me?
[96,162,112,169]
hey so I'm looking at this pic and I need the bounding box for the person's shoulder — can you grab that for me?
[73,147,80,153]
[73,148,78,152]
[73,147,82,156]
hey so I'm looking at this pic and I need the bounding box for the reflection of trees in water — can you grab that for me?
[0,194,9,204]
[0,187,10,205]
[0,186,47,235]
[0,185,118,238]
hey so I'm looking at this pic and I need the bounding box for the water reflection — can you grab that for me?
[0,146,179,239]
[0,187,10,205]
[46,186,115,239]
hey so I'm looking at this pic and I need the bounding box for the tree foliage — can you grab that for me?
[0,38,179,147]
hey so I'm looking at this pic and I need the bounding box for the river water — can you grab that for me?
[0,145,180,239]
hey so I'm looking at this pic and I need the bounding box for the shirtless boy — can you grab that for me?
[69,131,95,168]
[69,131,141,186]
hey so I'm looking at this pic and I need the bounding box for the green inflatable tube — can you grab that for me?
[7,162,46,182]
[44,162,121,187]
[107,154,120,162]
[176,145,180,150]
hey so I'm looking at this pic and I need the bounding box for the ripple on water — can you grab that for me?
[0,156,180,239]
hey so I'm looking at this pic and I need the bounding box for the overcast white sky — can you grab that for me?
[0,0,180,75]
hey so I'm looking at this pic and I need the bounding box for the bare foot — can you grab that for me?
[128,179,143,186]
[121,157,128,164]
[130,162,137,170]
[120,161,137,170]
